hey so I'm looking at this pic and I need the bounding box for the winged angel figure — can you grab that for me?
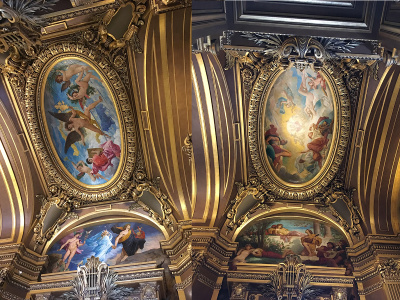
[48,97,110,153]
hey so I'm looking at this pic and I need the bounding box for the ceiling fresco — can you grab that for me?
[264,67,335,184]
[247,51,350,200]
[42,58,123,186]
[1,0,400,298]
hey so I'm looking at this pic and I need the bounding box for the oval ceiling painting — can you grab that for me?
[264,67,335,184]
[42,58,122,186]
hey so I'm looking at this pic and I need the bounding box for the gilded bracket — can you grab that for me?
[126,170,176,232]
[182,133,192,164]
[225,178,273,234]
[0,0,59,99]
[33,185,79,251]
[314,174,363,240]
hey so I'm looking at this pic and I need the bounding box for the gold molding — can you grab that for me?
[0,138,21,243]
[151,0,191,14]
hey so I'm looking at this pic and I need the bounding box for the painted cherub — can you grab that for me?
[58,232,85,270]
[48,96,110,153]
[55,64,94,91]
[67,71,103,102]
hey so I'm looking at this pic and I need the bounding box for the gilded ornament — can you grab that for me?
[25,42,137,202]
[247,39,352,200]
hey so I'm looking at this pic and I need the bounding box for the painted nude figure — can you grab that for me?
[58,233,86,270]
[55,64,93,86]
[65,96,110,146]
[298,70,318,119]
[67,71,103,101]
[232,244,294,269]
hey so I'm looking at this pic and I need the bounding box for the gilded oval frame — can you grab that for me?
[248,62,350,200]
[25,42,136,201]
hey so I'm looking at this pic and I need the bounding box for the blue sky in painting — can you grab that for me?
[47,222,164,271]
[43,58,121,185]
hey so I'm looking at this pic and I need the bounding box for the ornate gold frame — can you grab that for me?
[248,62,350,200]
[39,56,124,189]
[25,42,137,200]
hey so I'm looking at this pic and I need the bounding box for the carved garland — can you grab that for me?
[248,60,351,200]
[25,42,137,201]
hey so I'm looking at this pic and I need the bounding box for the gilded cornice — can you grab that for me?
[42,1,117,24]
[358,281,384,296]
[175,274,192,290]
[29,268,164,292]
[151,0,191,14]
[0,289,24,300]
[197,273,222,290]
[228,266,353,287]
[346,234,400,256]
[0,243,47,295]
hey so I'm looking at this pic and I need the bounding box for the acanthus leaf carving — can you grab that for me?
[378,258,400,280]
[240,33,363,71]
